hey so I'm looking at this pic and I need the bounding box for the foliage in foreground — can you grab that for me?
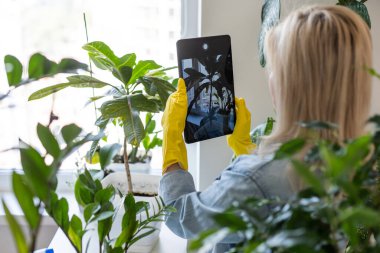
[190,115,380,253]
[2,123,174,253]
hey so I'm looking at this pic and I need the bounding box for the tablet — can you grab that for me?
[177,35,236,143]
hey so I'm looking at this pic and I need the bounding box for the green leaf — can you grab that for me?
[83,41,119,69]
[28,53,58,79]
[83,203,101,223]
[259,0,281,67]
[52,198,70,232]
[100,94,160,119]
[99,143,122,170]
[338,1,371,28]
[213,212,247,231]
[340,207,380,226]
[298,120,338,130]
[2,200,28,253]
[94,186,115,204]
[68,215,83,251]
[119,53,136,68]
[114,65,132,85]
[4,55,23,86]
[12,173,41,229]
[37,123,60,159]
[61,123,82,144]
[128,60,161,85]
[291,160,325,195]
[124,110,145,146]
[19,142,50,200]
[56,58,88,73]
[139,76,176,106]
[28,75,109,101]
[128,229,156,247]
[274,138,306,160]
[90,211,114,223]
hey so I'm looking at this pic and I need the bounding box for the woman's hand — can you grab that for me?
[227,98,257,156]
[161,78,188,173]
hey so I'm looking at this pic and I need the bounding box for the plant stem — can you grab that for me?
[124,136,133,194]
[28,202,42,253]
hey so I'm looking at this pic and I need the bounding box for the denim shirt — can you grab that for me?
[159,155,296,253]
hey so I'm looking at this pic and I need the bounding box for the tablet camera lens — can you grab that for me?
[202,43,208,50]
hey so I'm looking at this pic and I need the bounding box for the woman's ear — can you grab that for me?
[268,72,277,112]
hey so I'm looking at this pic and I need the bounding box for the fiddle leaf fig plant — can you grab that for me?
[28,41,177,193]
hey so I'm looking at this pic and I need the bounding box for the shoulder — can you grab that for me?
[223,155,294,199]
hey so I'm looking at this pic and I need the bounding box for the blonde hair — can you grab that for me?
[260,5,373,190]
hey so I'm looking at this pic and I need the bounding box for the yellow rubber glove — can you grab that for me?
[226,98,257,156]
[162,78,188,173]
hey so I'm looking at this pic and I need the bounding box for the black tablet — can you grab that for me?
[177,35,236,144]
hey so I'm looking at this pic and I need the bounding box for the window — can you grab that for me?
[0,0,182,170]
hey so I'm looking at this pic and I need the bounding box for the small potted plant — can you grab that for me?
[28,42,176,251]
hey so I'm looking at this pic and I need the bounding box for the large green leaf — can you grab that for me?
[100,94,160,119]
[338,1,371,28]
[124,110,145,146]
[99,143,122,170]
[19,142,50,200]
[274,138,306,160]
[119,53,136,68]
[12,173,41,229]
[68,215,83,252]
[113,66,132,85]
[258,0,281,67]
[37,123,60,159]
[83,41,119,69]
[4,55,23,86]
[28,75,110,101]
[61,123,82,145]
[52,197,70,232]
[28,53,58,79]
[139,76,176,106]
[2,200,28,253]
[128,60,161,85]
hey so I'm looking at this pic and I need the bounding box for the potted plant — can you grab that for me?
[2,122,174,253]
[28,41,176,189]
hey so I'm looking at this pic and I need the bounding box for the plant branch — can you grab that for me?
[124,136,133,194]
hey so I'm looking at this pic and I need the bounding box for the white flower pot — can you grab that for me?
[101,172,162,253]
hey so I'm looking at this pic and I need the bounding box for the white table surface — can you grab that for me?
[49,223,187,253]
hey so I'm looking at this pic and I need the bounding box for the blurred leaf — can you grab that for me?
[12,173,40,229]
[114,66,132,85]
[61,124,82,144]
[340,207,380,226]
[124,110,145,146]
[2,200,28,253]
[128,60,161,85]
[28,53,57,79]
[90,211,114,223]
[259,0,281,67]
[367,68,380,79]
[338,1,371,28]
[274,138,306,160]
[4,55,23,86]
[28,75,110,101]
[56,58,88,73]
[99,143,122,170]
[291,160,325,195]
[139,76,176,105]
[213,213,247,231]
[37,123,60,159]
[298,120,338,130]
[19,142,50,200]
[52,198,70,232]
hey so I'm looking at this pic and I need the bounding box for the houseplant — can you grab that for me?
[190,114,380,253]
[28,41,176,193]
[1,122,174,253]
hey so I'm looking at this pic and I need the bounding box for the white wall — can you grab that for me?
[195,0,380,190]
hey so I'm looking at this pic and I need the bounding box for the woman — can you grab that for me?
[160,5,372,252]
